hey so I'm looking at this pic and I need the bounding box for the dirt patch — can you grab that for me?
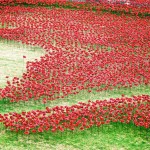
[0,39,45,88]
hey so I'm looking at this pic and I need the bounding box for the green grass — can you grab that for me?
[0,122,149,150]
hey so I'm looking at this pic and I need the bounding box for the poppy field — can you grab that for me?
[0,0,150,149]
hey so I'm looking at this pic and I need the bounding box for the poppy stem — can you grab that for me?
[139,126,142,136]
[61,131,62,138]
[97,126,100,135]
[146,128,149,140]
[90,126,92,134]
[72,130,74,137]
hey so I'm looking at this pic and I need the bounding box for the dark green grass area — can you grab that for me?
[0,122,149,150]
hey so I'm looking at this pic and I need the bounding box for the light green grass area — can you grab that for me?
[0,39,45,88]
[0,121,149,150]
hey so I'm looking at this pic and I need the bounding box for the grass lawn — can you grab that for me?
[0,121,149,150]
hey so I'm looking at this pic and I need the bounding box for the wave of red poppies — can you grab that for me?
[0,94,149,134]
[0,6,149,103]
[0,0,149,15]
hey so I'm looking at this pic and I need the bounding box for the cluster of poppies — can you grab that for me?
[0,6,149,103]
[0,1,149,137]
[0,0,67,6]
[0,0,149,16]
[0,94,149,134]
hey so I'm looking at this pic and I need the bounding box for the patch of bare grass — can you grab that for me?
[0,39,45,88]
